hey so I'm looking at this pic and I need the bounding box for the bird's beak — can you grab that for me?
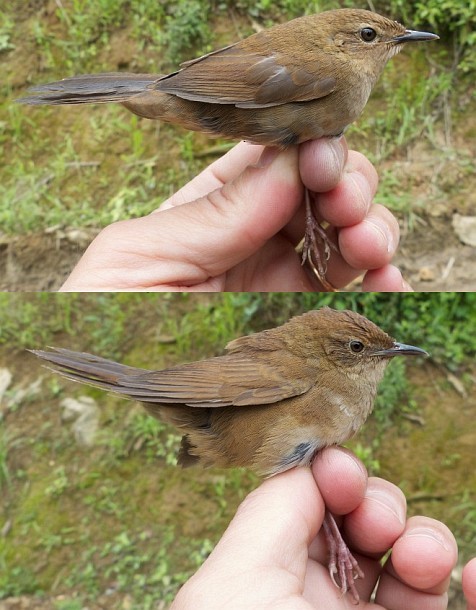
[393,29,439,44]
[373,342,429,358]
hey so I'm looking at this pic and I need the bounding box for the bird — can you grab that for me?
[31,306,428,602]
[17,9,438,289]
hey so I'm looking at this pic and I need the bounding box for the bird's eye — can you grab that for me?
[360,27,377,42]
[350,340,365,353]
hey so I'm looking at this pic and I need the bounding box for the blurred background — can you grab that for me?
[1,0,475,290]
[0,292,475,608]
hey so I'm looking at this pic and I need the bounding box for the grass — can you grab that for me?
[0,425,10,490]
[0,292,475,606]
[1,0,474,238]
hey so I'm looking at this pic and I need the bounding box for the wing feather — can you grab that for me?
[32,348,312,407]
[155,38,336,108]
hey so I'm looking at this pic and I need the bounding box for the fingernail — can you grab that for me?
[319,447,367,480]
[365,216,395,254]
[341,450,367,478]
[349,171,372,210]
[366,488,406,525]
[328,138,345,173]
[404,527,451,551]
[402,278,413,292]
[253,146,281,168]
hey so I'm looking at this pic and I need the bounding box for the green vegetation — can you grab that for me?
[1,0,474,236]
[0,293,475,605]
[384,0,476,73]
[2,291,474,363]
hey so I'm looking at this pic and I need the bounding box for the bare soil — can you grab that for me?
[0,229,98,292]
[1,349,474,609]
[1,3,475,292]
[0,211,474,291]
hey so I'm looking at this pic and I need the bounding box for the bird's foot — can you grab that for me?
[300,188,339,291]
[323,511,364,605]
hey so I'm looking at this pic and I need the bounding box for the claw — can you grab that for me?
[323,511,364,605]
[301,188,339,291]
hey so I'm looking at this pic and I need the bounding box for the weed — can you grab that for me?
[0,425,10,490]
[450,491,476,560]
[351,442,380,475]
[386,0,476,73]
[162,1,212,65]
[2,0,474,241]
[0,565,41,598]
[0,15,15,53]
[54,599,84,610]
[44,466,69,498]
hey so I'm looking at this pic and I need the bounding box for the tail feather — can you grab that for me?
[30,348,147,396]
[17,73,159,106]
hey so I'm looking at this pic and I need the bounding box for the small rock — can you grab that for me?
[447,372,467,398]
[419,266,436,281]
[6,377,43,409]
[60,396,99,447]
[65,228,93,244]
[1,518,12,537]
[0,368,12,402]
[121,595,133,610]
[452,214,476,247]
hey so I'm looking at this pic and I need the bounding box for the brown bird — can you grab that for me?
[18,9,438,288]
[32,307,427,602]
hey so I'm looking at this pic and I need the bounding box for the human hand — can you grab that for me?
[463,558,476,610]
[60,138,410,291]
[171,447,457,609]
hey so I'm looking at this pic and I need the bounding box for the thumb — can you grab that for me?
[151,146,302,276]
[171,468,324,609]
[60,147,302,290]
[194,467,324,577]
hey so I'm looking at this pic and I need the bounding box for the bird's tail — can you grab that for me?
[30,347,147,396]
[17,73,159,106]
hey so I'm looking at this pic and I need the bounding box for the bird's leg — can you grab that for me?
[323,510,364,604]
[301,188,339,291]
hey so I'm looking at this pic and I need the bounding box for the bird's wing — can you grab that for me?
[123,357,313,407]
[155,41,337,108]
[32,348,313,407]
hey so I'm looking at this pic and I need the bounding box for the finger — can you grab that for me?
[317,150,379,227]
[158,147,302,278]
[312,447,368,515]
[338,204,399,268]
[339,475,407,602]
[321,203,400,289]
[285,145,375,246]
[463,558,476,610]
[375,516,457,609]
[285,149,395,291]
[308,447,368,570]
[284,139,343,245]
[309,466,407,601]
[362,265,413,291]
[299,136,348,194]
[160,141,264,210]
[344,477,407,556]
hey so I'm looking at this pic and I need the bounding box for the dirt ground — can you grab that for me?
[0,588,467,610]
[0,588,468,610]
[2,119,475,292]
[2,355,474,610]
[1,212,474,292]
[0,229,98,292]
[2,2,475,292]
